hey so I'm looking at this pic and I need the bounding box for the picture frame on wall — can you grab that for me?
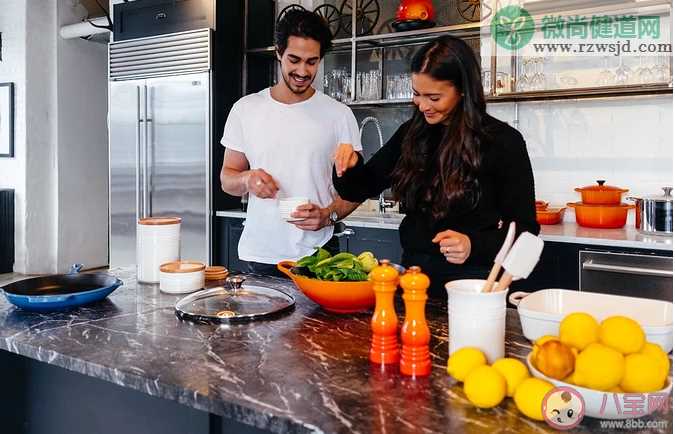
[0,82,14,158]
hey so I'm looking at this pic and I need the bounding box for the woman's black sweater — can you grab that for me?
[333,114,540,269]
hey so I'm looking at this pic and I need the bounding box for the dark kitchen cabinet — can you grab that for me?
[213,216,246,272]
[213,217,404,271]
[0,189,14,273]
[340,225,403,264]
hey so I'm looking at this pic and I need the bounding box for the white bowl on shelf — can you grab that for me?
[526,353,672,420]
[510,289,673,353]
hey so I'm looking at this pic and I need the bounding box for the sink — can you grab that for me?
[345,212,404,224]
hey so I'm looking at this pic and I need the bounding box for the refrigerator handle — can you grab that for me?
[143,84,152,218]
[135,85,143,221]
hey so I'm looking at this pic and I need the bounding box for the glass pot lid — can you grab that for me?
[175,276,295,324]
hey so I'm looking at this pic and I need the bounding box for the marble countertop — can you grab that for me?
[0,268,671,433]
[215,211,672,251]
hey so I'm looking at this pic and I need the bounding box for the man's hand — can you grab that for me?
[290,203,329,231]
[432,229,472,264]
[245,169,279,199]
[334,143,359,178]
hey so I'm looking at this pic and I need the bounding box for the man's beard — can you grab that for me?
[282,72,314,94]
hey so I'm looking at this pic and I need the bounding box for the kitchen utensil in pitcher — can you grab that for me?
[493,232,544,292]
[482,222,516,293]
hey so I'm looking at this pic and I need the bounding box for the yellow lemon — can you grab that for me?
[574,343,625,391]
[620,353,667,393]
[640,342,670,380]
[514,378,555,421]
[447,347,487,382]
[608,385,624,393]
[463,365,507,408]
[535,335,560,346]
[534,340,576,380]
[492,358,530,397]
[563,373,576,385]
[599,316,645,355]
[559,312,599,351]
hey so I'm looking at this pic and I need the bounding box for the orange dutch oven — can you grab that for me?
[277,261,375,313]
[574,180,628,205]
[567,202,633,229]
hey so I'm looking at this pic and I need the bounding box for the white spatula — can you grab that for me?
[493,232,544,293]
[481,222,516,293]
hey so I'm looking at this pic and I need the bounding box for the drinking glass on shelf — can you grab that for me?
[517,58,531,92]
[326,68,352,102]
[652,55,671,84]
[531,57,546,90]
[634,55,654,84]
[614,54,632,85]
[596,56,616,86]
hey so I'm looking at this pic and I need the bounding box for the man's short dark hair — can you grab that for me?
[275,9,333,58]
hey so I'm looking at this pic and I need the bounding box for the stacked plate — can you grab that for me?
[137,217,181,283]
[205,266,229,281]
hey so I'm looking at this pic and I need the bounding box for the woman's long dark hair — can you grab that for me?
[391,35,488,221]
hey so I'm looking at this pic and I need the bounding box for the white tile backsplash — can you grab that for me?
[488,95,673,212]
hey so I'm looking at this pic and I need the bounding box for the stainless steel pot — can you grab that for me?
[629,187,673,235]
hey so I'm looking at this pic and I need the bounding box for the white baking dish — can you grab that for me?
[509,289,673,353]
[527,353,672,420]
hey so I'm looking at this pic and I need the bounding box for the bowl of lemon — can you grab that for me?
[526,313,672,419]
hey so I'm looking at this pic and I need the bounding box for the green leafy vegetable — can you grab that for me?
[294,249,377,282]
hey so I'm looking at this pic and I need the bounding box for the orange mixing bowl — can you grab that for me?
[277,261,375,313]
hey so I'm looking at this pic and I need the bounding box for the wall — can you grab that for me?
[56,2,109,271]
[487,95,673,223]
[0,0,108,273]
[0,1,27,271]
[24,0,58,273]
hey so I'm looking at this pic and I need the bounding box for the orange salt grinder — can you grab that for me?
[369,259,400,366]
[399,266,431,377]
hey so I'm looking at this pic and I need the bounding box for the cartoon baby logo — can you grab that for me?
[542,386,585,430]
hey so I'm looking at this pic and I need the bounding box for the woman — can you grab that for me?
[333,35,539,297]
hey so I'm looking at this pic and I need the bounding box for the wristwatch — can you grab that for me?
[328,210,339,225]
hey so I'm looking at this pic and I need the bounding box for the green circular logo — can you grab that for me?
[491,6,535,50]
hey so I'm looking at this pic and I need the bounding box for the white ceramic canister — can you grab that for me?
[158,261,205,294]
[137,217,181,283]
[446,279,508,363]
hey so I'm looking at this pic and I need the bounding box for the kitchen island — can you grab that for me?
[0,268,671,433]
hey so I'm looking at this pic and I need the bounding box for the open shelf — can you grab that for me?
[345,84,672,107]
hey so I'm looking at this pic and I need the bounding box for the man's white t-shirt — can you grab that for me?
[221,88,362,264]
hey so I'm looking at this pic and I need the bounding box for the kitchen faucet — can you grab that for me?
[359,116,395,215]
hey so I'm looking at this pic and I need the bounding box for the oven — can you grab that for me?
[579,250,673,302]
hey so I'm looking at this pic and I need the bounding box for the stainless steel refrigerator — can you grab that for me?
[108,29,212,267]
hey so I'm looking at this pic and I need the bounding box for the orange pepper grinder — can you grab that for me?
[369,259,400,366]
[399,266,431,377]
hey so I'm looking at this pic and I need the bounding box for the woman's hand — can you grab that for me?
[432,230,472,264]
[334,143,359,178]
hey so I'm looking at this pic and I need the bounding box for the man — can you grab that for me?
[220,10,361,275]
